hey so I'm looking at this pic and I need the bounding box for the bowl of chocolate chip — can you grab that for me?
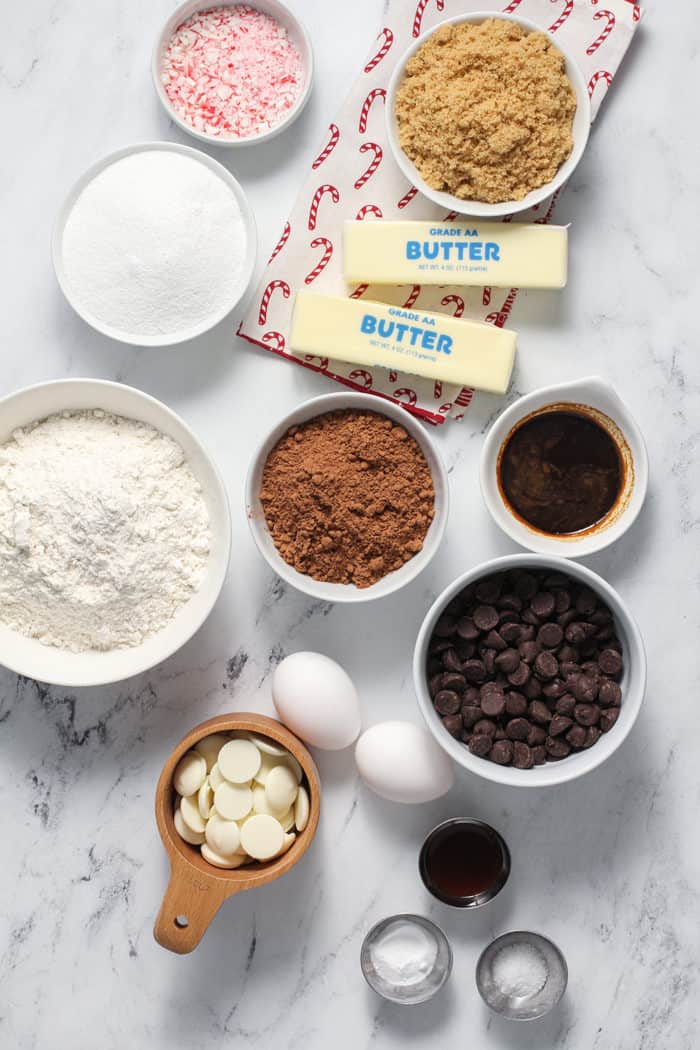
[480,376,648,557]
[413,554,646,787]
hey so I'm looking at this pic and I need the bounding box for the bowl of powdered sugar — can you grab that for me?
[52,142,256,346]
[0,379,231,686]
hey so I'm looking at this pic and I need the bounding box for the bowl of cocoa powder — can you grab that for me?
[386,13,591,218]
[245,393,448,602]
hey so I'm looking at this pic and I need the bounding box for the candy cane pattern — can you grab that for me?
[364,27,394,73]
[455,388,474,408]
[311,123,340,170]
[397,186,418,210]
[548,0,574,33]
[349,283,369,299]
[438,402,453,414]
[586,10,616,54]
[354,142,383,190]
[534,188,561,224]
[434,381,443,399]
[358,88,386,134]
[389,370,399,383]
[502,0,525,10]
[588,69,613,100]
[355,204,383,220]
[262,330,286,350]
[623,0,641,21]
[258,280,290,326]
[349,369,374,389]
[307,183,340,231]
[394,388,418,406]
[441,294,465,318]
[412,0,445,38]
[482,287,492,307]
[402,285,421,308]
[304,237,334,285]
[267,221,290,264]
[443,210,459,222]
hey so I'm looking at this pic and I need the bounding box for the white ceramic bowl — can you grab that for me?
[52,142,257,347]
[480,376,648,557]
[152,0,314,147]
[386,11,591,218]
[0,380,231,687]
[245,392,449,603]
[413,554,646,788]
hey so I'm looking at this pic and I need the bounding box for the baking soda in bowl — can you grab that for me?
[57,147,251,344]
[160,5,305,141]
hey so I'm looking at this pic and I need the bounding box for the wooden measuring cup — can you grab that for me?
[154,712,320,954]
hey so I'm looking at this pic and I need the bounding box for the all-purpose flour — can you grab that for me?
[61,149,248,340]
[0,410,211,652]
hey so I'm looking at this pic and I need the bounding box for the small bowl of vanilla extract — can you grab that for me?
[480,376,648,558]
[419,818,511,908]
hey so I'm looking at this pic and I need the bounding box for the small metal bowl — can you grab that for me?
[476,931,568,1020]
[361,914,453,1005]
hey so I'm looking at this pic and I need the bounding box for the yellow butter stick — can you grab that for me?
[289,292,516,395]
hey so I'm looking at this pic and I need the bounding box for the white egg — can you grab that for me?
[272,652,361,750]
[355,722,454,804]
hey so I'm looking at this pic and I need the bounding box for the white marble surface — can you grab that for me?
[1,2,698,1048]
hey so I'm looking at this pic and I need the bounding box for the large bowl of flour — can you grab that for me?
[0,380,231,686]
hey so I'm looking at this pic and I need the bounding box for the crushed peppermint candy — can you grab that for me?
[161,5,305,140]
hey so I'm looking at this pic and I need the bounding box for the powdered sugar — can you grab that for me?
[0,410,211,652]
[60,149,249,341]
[161,5,304,140]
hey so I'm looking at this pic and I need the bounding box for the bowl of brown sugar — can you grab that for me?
[386,13,591,218]
[245,393,449,602]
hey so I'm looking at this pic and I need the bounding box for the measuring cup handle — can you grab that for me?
[153,853,239,954]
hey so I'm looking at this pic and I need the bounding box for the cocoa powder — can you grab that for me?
[259,410,435,588]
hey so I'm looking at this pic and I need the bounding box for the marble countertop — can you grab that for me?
[1,1,698,1048]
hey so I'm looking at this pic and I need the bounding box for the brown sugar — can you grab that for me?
[259,409,435,588]
[395,18,577,203]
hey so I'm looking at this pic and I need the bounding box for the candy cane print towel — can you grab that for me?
[237,0,641,425]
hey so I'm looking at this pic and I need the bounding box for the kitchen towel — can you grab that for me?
[237,0,641,424]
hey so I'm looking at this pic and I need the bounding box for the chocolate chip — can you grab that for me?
[565,621,595,645]
[566,724,588,749]
[481,691,506,718]
[552,588,571,613]
[558,644,578,663]
[598,679,622,707]
[531,591,556,618]
[513,572,538,600]
[521,608,541,626]
[482,649,496,675]
[600,708,620,732]
[499,622,523,645]
[463,659,487,683]
[494,727,507,741]
[506,717,530,741]
[534,651,558,680]
[454,639,476,661]
[529,700,552,725]
[461,706,482,728]
[542,679,566,699]
[505,691,528,717]
[537,623,564,650]
[497,593,523,612]
[474,719,497,737]
[429,637,452,655]
[581,661,602,679]
[490,739,513,765]
[483,629,507,651]
[546,736,571,759]
[555,694,576,717]
[570,675,599,703]
[574,703,600,726]
[442,648,463,673]
[575,588,598,616]
[442,714,462,737]
[583,726,602,748]
[519,640,540,664]
[456,616,479,641]
[532,745,547,765]
[440,672,467,693]
[527,724,547,747]
[557,609,578,628]
[549,714,573,737]
[475,577,502,603]
[599,648,623,677]
[473,605,499,631]
[468,734,493,757]
[507,661,531,687]
[524,677,543,699]
[544,572,569,589]
[512,741,534,769]
[434,690,461,715]
[498,609,520,625]
[494,648,520,673]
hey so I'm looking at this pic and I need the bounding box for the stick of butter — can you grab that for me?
[344,220,567,289]
[289,292,516,394]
